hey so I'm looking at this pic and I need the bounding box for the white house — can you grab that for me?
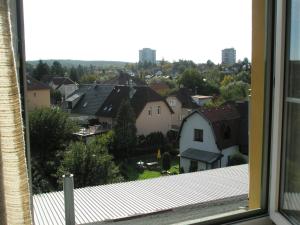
[178,103,248,173]
[49,77,78,99]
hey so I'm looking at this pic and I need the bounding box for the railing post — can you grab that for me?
[63,174,75,225]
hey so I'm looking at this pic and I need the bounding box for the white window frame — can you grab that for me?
[269,0,295,224]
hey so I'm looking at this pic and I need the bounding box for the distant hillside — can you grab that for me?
[27,59,130,68]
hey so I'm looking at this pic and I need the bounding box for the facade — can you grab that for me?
[166,88,198,129]
[178,104,248,173]
[49,77,78,99]
[26,75,51,111]
[222,48,236,65]
[97,85,173,135]
[139,48,156,64]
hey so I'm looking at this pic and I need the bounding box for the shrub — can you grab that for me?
[179,167,185,174]
[145,132,165,147]
[162,152,171,171]
[227,154,247,166]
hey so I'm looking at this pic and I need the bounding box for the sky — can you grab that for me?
[23,0,252,64]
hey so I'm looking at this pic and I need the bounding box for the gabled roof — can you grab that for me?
[101,71,146,86]
[97,85,173,118]
[168,88,198,109]
[51,77,76,87]
[67,84,114,116]
[179,104,247,150]
[26,75,50,90]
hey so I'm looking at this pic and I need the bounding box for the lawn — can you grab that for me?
[124,154,179,181]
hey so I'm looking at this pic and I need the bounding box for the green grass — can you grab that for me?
[138,170,161,180]
[123,154,179,181]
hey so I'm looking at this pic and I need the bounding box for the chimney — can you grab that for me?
[63,174,75,225]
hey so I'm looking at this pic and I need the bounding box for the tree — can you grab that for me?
[177,68,219,95]
[113,99,137,159]
[50,89,62,105]
[162,152,171,171]
[69,66,79,82]
[29,108,79,192]
[58,136,123,188]
[227,154,247,166]
[220,81,250,101]
[51,61,65,75]
[33,60,50,80]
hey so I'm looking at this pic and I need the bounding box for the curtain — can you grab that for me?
[0,0,32,224]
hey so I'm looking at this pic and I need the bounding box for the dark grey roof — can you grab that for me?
[97,85,173,118]
[68,84,114,116]
[26,75,49,90]
[180,148,223,163]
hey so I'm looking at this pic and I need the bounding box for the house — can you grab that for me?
[63,84,114,124]
[191,95,213,106]
[49,76,78,99]
[166,88,199,130]
[178,103,248,173]
[100,71,147,86]
[26,75,51,111]
[97,85,174,135]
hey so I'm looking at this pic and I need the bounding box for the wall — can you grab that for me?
[135,101,172,136]
[58,84,78,99]
[179,113,220,155]
[166,96,182,127]
[26,89,50,111]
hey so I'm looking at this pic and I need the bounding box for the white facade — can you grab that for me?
[139,48,156,64]
[222,48,236,65]
[57,84,78,99]
[179,112,239,173]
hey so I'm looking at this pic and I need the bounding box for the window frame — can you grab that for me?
[269,0,299,224]
[194,129,203,142]
[15,0,278,224]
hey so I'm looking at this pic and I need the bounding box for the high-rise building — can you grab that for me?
[139,48,156,64]
[222,48,236,65]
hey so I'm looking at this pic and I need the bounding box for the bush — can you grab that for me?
[179,167,185,174]
[162,152,171,171]
[227,154,247,166]
[145,132,165,147]
[166,130,178,142]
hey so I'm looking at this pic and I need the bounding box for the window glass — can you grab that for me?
[280,0,300,223]
[194,129,203,142]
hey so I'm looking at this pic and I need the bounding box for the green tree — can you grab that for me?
[50,89,62,105]
[69,66,79,82]
[58,136,123,188]
[221,75,234,87]
[178,68,219,95]
[29,108,79,192]
[113,99,137,159]
[220,81,250,101]
[162,152,171,171]
[51,61,65,75]
[33,60,50,80]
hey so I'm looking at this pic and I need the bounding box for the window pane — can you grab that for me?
[281,0,300,223]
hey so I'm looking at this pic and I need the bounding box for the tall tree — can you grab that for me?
[113,99,137,159]
[51,60,65,75]
[58,136,123,188]
[69,66,79,82]
[33,60,50,80]
[29,108,78,192]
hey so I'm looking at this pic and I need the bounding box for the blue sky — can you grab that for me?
[23,0,252,63]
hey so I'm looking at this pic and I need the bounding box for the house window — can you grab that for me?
[157,106,160,114]
[34,92,36,97]
[279,0,300,222]
[194,129,203,142]
[148,107,152,116]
